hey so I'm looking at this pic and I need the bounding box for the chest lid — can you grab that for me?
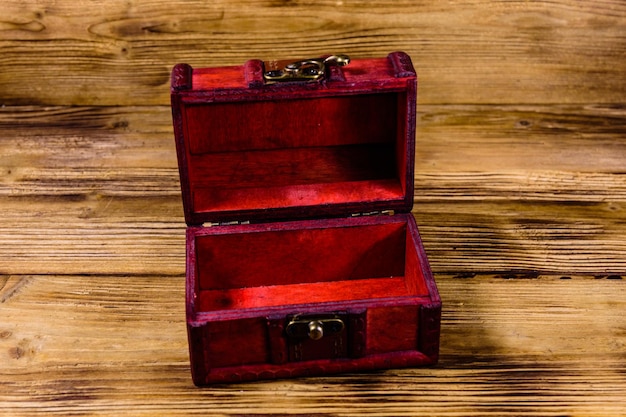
[171,52,417,225]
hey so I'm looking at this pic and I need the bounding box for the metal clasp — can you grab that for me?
[285,314,345,341]
[263,54,350,84]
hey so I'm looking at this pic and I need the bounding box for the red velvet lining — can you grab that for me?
[193,216,427,312]
[185,95,398,154]
[181,93,407,215]
[193,179,403,213]
[197,278,416,311]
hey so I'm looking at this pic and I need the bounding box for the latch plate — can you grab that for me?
[267,311,366,364]
[263,55,350,84]
[284,313,348,362]
[285,314,345,341]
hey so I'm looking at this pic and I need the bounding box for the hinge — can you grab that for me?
[350,210,395,218]
[202,210,394,226]
[203,220,251,227]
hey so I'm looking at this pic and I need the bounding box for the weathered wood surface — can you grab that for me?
[1,0,625,106]
[1,274,625,416]
[1,0,625,414]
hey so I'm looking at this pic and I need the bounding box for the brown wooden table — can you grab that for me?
[1,1,625,415]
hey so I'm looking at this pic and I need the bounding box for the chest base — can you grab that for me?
[186,213,441,385]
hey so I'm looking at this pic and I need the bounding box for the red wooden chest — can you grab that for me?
[170,52,441,385]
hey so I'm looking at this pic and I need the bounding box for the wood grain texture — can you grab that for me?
[1,274,625,416]
[1,0,625,412]
[1,0,625,105]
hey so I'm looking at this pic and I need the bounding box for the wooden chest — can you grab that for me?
[170,52,441,385]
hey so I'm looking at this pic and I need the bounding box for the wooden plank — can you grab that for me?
[0,197,185,275]
[1,1,625,105]
[415,104,626,176]
[414,200,626,275]
[1,274,624,415]
[0,106,177,171]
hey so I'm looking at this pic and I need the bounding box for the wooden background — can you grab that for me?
[1,0,625,415]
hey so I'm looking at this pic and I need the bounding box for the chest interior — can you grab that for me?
[179,92,410,217]
[190,214,431,314]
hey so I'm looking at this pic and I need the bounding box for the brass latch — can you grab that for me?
[263,55,350,84]
[267,311,365,363]
[285,314,345,341]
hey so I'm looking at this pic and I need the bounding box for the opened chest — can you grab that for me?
[171,52,441,385]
